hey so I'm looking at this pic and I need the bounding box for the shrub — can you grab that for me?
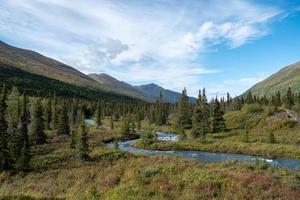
[242,103,263,114]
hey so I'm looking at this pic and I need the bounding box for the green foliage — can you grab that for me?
[120,116,130,137]
[243,103,263,114]
[6,86,21,128]
[141,130,157,146]
[242,128,250,143]
[191,89,210,138]
[77,118,89,161]
[212,98,226,133]
[175,88,192,133]
[29,98,46,145]
[0,85,12,170]
[268,131,276,144]
[110,116,114,129]
[57,103,70,136]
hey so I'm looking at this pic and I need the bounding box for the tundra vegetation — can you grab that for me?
[0,85,299,199]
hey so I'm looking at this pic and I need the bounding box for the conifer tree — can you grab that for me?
[110,115,114,129]
[120,116,130,137]
[137,114,141,130]
[95,104,102,128]
[6,87,21,136]
[155,91,167,126]
[16,94,30,171]
[286,87,294,109]
[0,86,12,170]
[50,95,58,130]
[42,98,51,130]
[57,103,70,136]
[191,89,210,138]
[77,115,89,161]
[175,88,192,133]
[29,98,46,145]
[245,91,254,104]
[212,98,226,133]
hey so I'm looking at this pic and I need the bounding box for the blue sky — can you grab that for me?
[1,0,300,98]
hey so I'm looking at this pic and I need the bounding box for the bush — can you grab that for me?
[242,103,263,114]
[140,130,157,146]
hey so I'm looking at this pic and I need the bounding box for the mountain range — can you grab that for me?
[0,41,195,103]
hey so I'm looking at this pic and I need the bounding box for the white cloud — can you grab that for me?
[0,0,283,97]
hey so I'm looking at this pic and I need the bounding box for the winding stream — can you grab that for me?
[107,132,300,170]
[84,118,300,170]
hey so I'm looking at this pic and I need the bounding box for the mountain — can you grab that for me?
[0,41,195,103]
[135,83,197,103]
[89,74,196,103]
[0,41,144,101]
[248,61,300,96]
[88,73,148,101]
[0,41,100,90]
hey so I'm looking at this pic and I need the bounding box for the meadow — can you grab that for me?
[0,126,299,200]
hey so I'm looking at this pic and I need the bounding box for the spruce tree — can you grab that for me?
[120,116,130,137]
[29,98,46,145]
[286,87,294,109]
[245,91,254,104]
[6,87,21,129]
[191,89,210,138]
[50,95,58,130]
[110,115,114,129]
[77,116,89,161]
[0,86,12,170]
[175,88,192,133]
[42,98,51,130]
[212,98,226,133]
[16,94,30,171]
[95,104,102,128]
[57,103,70,136]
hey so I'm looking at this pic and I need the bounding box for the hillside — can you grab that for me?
[0,41,101,90]
[89,73,149,101]
[135,83,197,103]
[249,61,300,96]
[0,65,138,102]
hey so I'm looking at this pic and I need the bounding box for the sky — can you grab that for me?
[1,0,300,98]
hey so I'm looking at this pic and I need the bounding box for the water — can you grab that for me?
[85,119,96,126]
[107,132,300,170]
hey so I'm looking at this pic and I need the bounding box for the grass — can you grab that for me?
[0,126,299,199]
[137,104,300,159]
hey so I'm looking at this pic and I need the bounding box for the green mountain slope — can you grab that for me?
[249,61,300,96]
[89,73,149,101]
[0,65,138,102]
[0,41,101,90]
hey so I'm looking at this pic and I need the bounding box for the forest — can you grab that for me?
[0,84,299,199]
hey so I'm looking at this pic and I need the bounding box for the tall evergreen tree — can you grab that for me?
[175,88,192,133]
[42,98,51,130]
[77,115,89,161]
[29,98,46,145]
[286,87,294,109]
[50,95,58,130]
[57,103,70,136]
[16,94,30,171]
[245,91,254,104]
[0,86,12,170]
[6,87,21,129]
[110,115,114,129]
[191,89,210,138]
[120,115,130,137]
[95,104,102,128]
[212,98,226,133]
